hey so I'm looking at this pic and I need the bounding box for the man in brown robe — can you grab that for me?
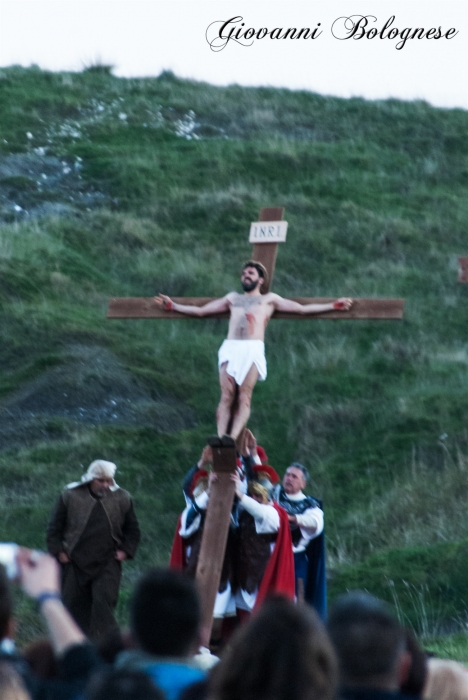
[46,460,141,640]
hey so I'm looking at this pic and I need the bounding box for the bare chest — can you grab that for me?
[228,295,273,339]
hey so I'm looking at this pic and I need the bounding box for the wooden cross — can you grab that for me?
[108,206,404,645]
[108,208,404,321]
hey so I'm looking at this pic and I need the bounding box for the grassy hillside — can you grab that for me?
[1,65,468,648]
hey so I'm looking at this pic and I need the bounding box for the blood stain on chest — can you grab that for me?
[245,313,256,335]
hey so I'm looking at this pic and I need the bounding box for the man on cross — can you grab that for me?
[156,261,353,442]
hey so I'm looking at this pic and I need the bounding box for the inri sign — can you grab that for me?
[249,220,288,243]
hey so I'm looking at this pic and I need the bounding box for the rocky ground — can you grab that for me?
[0,344,195,450]
[0,151,109,221]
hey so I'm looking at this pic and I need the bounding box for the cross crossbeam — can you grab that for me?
[107,296,404,320]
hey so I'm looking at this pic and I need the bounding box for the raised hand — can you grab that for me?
[333,298,353,311]
[230,472,243,499]
[245,429,257,453]
[18,549,61,599]
[154,293,174,311]
[200,445,213,466]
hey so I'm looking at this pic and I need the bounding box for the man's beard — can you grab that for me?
[242,279,260,292]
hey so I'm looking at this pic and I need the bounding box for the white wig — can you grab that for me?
[67,459,119,490]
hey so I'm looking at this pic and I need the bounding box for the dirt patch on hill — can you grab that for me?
[0,153,109,221]
[0,345,195,450]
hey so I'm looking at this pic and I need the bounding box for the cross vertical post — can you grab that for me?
[251,207,285,292]
[195,443,237,648]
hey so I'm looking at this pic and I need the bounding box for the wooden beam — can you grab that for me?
[108,297,405,320]
[195,444,237,648]
[458,257,468,283]
[274,298,405,320]
[252,207,284,293]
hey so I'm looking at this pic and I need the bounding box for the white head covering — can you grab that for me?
[66,459,119,491]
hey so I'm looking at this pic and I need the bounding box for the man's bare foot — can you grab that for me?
[207,435,236,449]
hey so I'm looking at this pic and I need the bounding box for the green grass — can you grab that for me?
[425,634,468,663]
[329,540,468,634]
[1,66,468,651]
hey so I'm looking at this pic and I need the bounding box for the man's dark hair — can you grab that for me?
[130,568,200,657]
[0,565,13,641]
[243,261,265,279]
[400,627,427,696]
[86,669,165,700]
[327,591,405,686]
[209,596,337,700]
[289,462,309,482]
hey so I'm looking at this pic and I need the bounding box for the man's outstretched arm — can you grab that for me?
[155,293,231,317]
[271,294,353,315]
[18,549,86,655]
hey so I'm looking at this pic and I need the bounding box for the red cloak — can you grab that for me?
[254,502,295,609]
[169,515,185,569]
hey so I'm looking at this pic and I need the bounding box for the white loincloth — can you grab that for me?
[218,340,267,387]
